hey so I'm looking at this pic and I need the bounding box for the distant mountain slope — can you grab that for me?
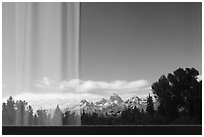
[68,93,151,116]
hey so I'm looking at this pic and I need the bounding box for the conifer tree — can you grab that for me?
[146,94,155,116]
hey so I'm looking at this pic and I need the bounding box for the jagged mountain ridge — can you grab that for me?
[69,93,148,116]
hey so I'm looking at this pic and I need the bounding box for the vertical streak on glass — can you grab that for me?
[15,2,25,125]
[2,3,16,95]
[29,3,40,92]
[61,3,80,81]
[61,2,81,125]
[73,2,81,126]
[23,2,31,93]
[15,3,23,94]
[77,2,82,126]
[61,3,68,81]
[78,2,82,81]
[3,2,81,126]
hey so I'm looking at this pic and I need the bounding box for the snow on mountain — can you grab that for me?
[80,99,90,107]
[109,93,124,104]
[124,96,146,110]
[95,98,108,106]
[30,93,156,118]
[68,93,147,116]
[68,99,99,114]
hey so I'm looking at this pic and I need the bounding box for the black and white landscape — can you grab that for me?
[2,2,202,127]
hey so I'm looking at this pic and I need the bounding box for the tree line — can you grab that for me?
[2,67,202,125]
[2,97,81,126]
[81,67,201,125]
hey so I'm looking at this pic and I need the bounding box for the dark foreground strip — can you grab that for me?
[2,125,202,135]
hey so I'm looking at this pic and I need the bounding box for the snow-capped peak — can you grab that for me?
[96,98,108,105]
[80,99,89,106]
[68,94,147,116]
[109,93,124,104]
[130,96,141,102]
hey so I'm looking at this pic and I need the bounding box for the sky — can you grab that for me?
[2,3,202,110]
[80,2,202,82]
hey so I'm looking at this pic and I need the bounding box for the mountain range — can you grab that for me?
[69,93,149,116]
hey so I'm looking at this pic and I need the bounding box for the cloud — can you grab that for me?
[36,77,150,103]
[59,79,81,90]
[2,77,151,110]
[35,77,58,90]
[34,78,150,96]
